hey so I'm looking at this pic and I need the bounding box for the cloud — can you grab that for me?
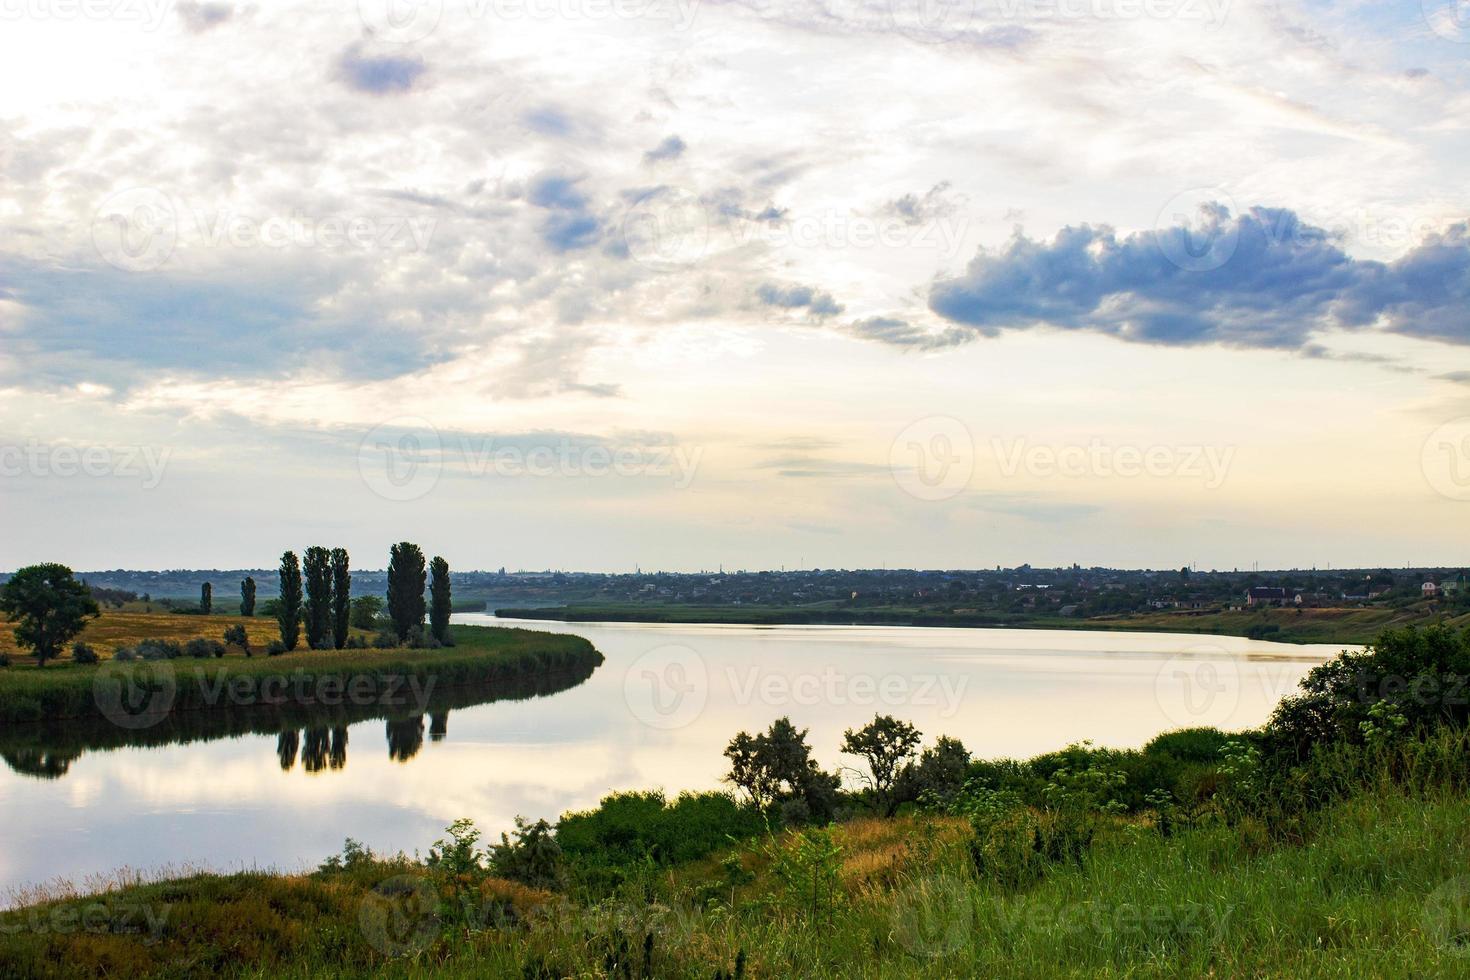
[881,182,962,227]
[929,207,1470,352]
[1435,371,1470,385]
[335,45,426,95]
[845,316,972,351]
[644,135,686,163]
[176,1,234,32]
[527,171,602,252]
[523,107,573,137]
[756,282,843,317]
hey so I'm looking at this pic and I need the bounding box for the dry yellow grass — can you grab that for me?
[0,610,299,662]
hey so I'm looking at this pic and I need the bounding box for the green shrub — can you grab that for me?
[71,642,99,665]
[112,646,137,662]
[136,639,183,660]
[266,640,287,656]
[186,638,226,659]
[0,653,9,668]
[490,817,566,891]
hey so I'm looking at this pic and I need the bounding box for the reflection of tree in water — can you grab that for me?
[329,726,348,770]
[386,716,425,762]
[302,728,330,773]
[276,729,299,771]
[0,747,83,779]
[429,712,448,742]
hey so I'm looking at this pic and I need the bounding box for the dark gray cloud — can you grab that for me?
[756,282,843,317]
[336,45,426,95]
[929,207,1470,351]
[644,135,686,163]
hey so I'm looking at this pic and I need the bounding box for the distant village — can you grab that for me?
[43,564,1470,621]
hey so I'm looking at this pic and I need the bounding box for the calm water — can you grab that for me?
[0,616,1351,900]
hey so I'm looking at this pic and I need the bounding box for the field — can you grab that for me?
[0,612,603,725]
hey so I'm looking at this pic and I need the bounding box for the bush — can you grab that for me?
[372,628,399,650]
[186,638,226,659]
[223,625,249,653]
[71,642,100,665]
[113,646,137,662]
[490,817,566,891]
[0,653,9,668]
[266,640,287,656]
[406,624,438,650]
[137,639,183,661]
[557,791,764,876]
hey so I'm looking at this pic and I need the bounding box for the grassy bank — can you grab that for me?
[3,741,1467,977]
[0,615,602,725]
[497,602,1465,644]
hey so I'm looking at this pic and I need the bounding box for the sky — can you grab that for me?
[1,0,1469,572]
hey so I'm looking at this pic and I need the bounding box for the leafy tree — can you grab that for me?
[386,541,427,641]
[302,546,333,649]
[330,548,351,650]
[240,577,256,617]
[429,555,452,645]
[223,624,250,655]
[350,595,384,631]
[0,564,100,667]
[277,551,303,651]
[200,582,212,615]
[724,717,838,822]
[895,735,971,809]
[841,714,921,816]
[489,817,566,891]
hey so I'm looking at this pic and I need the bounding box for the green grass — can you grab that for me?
[4,778,1468,977]
[0,623,602,726]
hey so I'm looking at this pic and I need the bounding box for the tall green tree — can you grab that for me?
[350,595,383,631]
[0,564,100,666]
[386,542,427,641]
[330,548,351,650]
[429,555,452,645]
[200,582,212,615]
[302,547,333,650]
[277,551,303,651]
[840,714,921,817]
[240,576,256,617]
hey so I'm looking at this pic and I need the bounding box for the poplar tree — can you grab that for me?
[331,548,351,649]
[429,555,452,645]
[303,546,333,649]
[241,576,256,617]
[386,542,427,642]
[277,551,303,651]
[200,582,212,615]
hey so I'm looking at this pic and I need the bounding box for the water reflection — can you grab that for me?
[0,660,598,781]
